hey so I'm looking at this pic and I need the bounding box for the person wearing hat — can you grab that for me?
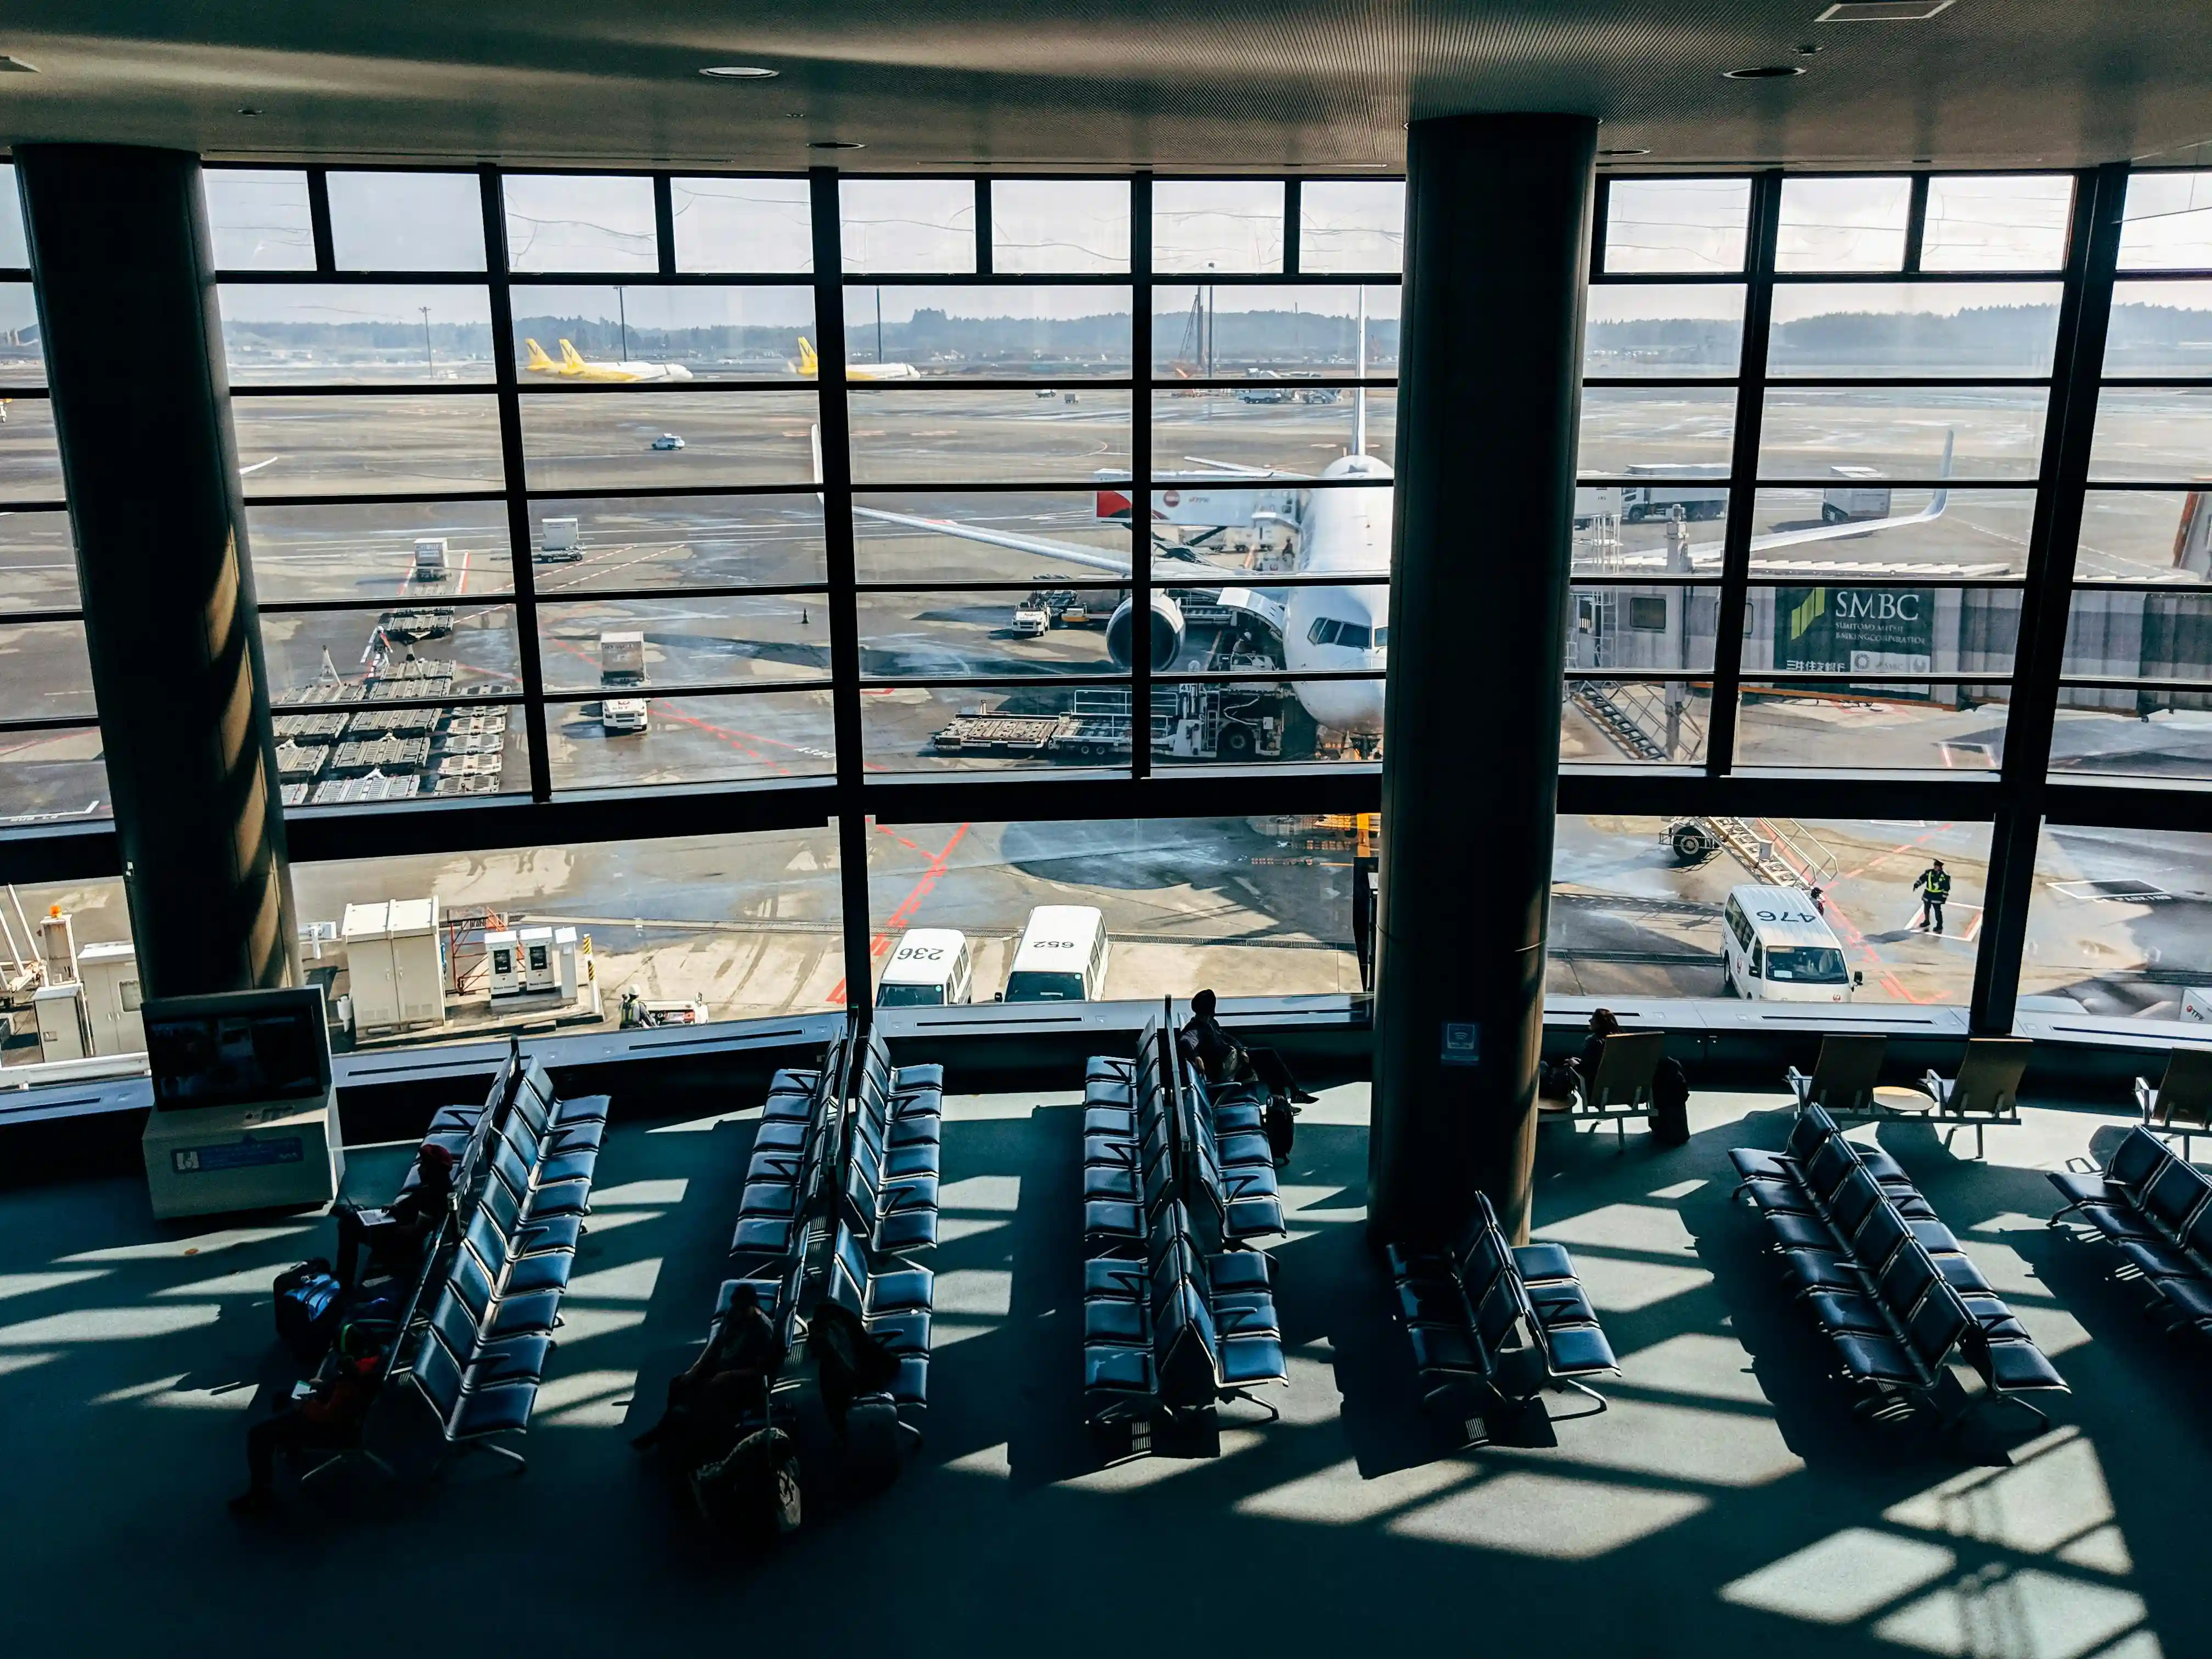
[1912,858,1954,935]
[229,1323,384,1514]
[330,1139,455,1293]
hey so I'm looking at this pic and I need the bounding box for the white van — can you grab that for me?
[876,928,974,1008]
[1001,905,1110,1003]
[1721,884,1862,1003]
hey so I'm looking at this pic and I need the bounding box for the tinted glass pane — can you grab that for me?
[1154,182,1284,274]
[1152,677,1385,759]
[1577,386,1736,478]
[511,284,812,383]
[1566,586,1719,674]
[246,501,514,603]
[1749,584,2018,676]
[1299,182,1405,274]
[1758,387,2047,482]
[1583,284,1745,377]
[0,725,108,825]
[671,177,813,273]
[2047,705,2212,784]
[0,163,25,268]
[527,496,826,591]
[538,596,828,692]
[0,510,77,611]
[2106,280,2212,376]
[259,602,522,703]
[326,172,487,272]
[851,388,1130,484]
[859,589,1125,678]
[991,180,1130,274]
[518,391,817,490]
[1922,174,2073,272]
[274,701,524,806]
[219,284,495,385]
[854,491,1131,584]
[2089,387,2212,481]
[1604,179,1750,275]
[2118,171,2212,271]
[1767,283,2062,377]
[502,174,657,272]
[549,689,836,791]
[0,397,64,501]
[1560,682,1712,765]
[2023,824,2212,1014]
[1572,495,1730,575]
[864,682,1131,774]
[2076,489,2212,580]
[2064,587,2212,684]
[840,179,974,275]
[0,617,94,720]
[1775,177,1911,273]
[232,395,504,496]
[1152,390,1394,476]
[0,283,41,386]
[839,285,1130,377]
[204,170,314,270]
[1749,488,2033,579]
[1735,684,2011,769]
[1152,284,1396,377]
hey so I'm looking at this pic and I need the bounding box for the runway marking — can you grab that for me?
[828,821,970,1003]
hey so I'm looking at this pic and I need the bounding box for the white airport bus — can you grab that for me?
[876,928,975,1008]
[1721,885,1863,1003]
[1001,906,1110,1003]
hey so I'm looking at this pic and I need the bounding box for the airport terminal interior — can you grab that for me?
[4,4,2212,1656]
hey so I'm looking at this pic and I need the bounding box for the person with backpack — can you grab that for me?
[804,1299,901,1440]
[228,1323,383,1514]
[633,1282,783,1465]
[330,1141,454,1293]
[1912,859,1953,935]
[1178,989,1318,1104]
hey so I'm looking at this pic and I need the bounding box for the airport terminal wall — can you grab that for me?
[3,163,2212,1080]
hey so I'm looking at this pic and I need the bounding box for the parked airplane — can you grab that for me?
[522,337,694,383]
[794,336,922,381]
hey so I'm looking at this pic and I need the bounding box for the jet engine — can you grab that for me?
[1105,593,1186,671]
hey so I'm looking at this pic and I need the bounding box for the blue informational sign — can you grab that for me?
[1440,1022,1480,1067]
[172,1136,304,1175]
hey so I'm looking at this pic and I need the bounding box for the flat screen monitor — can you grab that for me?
[144,988,331,1111]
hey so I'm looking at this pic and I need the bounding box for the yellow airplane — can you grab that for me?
[522,337,693,383]
[793,336,921,381]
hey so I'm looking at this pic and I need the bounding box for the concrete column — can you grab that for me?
[18,146,296,996]
[1370,114,1596,1246]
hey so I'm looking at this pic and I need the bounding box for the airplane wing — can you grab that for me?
[1677,430,1957,565]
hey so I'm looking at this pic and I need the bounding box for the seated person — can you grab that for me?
[1178,988,1317,1104]
[228,1323,383,1514]
[331,1141,455,1292]
[632,1283,783,1465]
[805,1299,901,1439]
[1541,1007,1621,1109]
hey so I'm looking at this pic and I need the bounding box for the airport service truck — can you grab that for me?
[413,537,448,580]
[538,516,583,562]
[1621,462,1728,523]
[600,630,648,735]
[932,683,1290,763]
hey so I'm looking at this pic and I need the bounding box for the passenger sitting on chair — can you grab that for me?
[1178,989,1318,1104]
[1544,1007,1621,1106]
[1581,1007,1621,1084]
[805,1299,901,1439]
[632,1283,782,1464]
[331,1141,454,1293]
[228,1323,383,1514]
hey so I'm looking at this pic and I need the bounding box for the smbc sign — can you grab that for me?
[1776,585,1936,678]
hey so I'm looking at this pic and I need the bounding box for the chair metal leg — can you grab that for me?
[1548,1377,1609,1421]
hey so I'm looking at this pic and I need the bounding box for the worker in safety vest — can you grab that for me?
[1912,859,1953,935]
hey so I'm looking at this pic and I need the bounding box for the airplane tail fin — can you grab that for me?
[797,337,819,376]
[1928,428,1954,517]
[558,339,586,372]
[810,424,824,504]
[523,338,556,373]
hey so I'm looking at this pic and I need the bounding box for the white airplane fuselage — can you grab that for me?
[1273,454,1392,734]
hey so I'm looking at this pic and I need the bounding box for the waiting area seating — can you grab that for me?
[1386,1191,1618,1444]
[1081,1019,1287,1457]
[2136,1050,2212,1160]
[373,1046,608,1474]
[1733,1103,2066,1428]
[1538,1028,1663,1139]
[1788,1034,2030,1158]
[2050,1125,2212,1339]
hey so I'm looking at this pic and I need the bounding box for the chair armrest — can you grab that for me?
[1785,1067,1812,1108]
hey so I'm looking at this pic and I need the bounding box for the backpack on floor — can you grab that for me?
[1265,1096,1296,1164]
[1650,1058,1691,1148]
[691,1426,802,1544]
[273,1259,343,1363]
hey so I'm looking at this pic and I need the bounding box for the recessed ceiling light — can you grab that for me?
[1723,65,1807,79]
[1818,1,1955,20]
[699,65,778,80]
[808,140,865,150]
[0,55,38,74]
[1599,147,1652,157]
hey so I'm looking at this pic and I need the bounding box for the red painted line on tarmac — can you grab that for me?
[827,822,970,1004]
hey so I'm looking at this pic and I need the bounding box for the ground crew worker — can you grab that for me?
[1913,859,1953,935]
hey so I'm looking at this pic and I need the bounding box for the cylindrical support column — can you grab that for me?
[1370,114,1596,1246]
[17,146,296,997]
